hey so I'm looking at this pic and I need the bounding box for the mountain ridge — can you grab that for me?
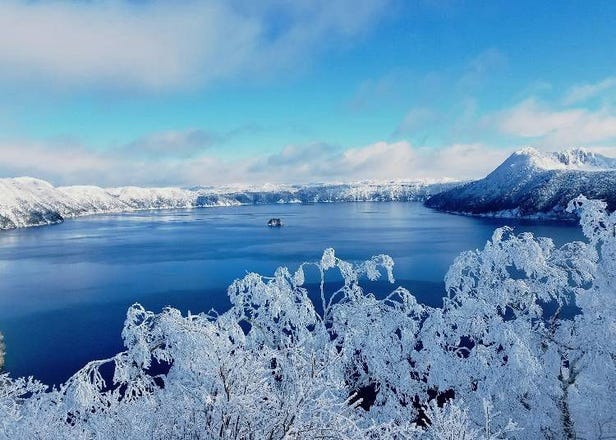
[425,147,616,219]
[0,177,459,230]
[4,147,615,229]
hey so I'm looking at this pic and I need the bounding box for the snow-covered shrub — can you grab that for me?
[0,196,614,439]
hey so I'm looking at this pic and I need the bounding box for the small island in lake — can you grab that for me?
[267,218,282,227]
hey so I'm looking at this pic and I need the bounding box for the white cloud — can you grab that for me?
[0,137,512,187]
[245,141,426,183]
[495,98,616,146]
[0,0,389,90]
[411,143,510,179]
[497,99,583,137]
[339,141,419,178]
[0,141,117,184]
[563,77,616,105]
[332,141,508,181]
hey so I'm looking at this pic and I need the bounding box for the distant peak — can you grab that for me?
[513,147,541,156]
[506,147,616,171]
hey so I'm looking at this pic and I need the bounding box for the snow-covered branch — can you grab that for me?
[0,198,615,438]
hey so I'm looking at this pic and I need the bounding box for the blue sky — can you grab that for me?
[0,0,615,186]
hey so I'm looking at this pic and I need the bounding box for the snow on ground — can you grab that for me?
[0,178,459,230]
[4,147,613,229]
[425,148,616,219]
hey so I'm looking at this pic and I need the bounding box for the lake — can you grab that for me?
[0,202,584,385]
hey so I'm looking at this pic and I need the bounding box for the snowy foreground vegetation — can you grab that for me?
[1,196,615,439]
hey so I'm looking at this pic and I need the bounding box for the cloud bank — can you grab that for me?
[0,0,390,90]
[0,135,511,187]
[495,98,616,147]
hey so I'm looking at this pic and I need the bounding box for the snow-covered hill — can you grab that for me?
[4,147,612,228]
[425,148,616,219]
[0,178,459,230]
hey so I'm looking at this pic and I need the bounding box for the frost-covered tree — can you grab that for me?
[423,226,579,437]
[415,196,616,438]
[0,196,614,439]
[560,197,616,438]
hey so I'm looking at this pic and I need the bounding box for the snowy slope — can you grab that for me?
[425,148,616,219]
[0,178,80,229]
[0,178,459,230]
[216,180,458,205]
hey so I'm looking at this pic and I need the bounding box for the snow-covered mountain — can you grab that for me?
[0,178,459,230]
[4,147,613,229]
[425,147,616,219]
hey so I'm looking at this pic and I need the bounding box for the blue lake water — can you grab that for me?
[0,202,584,385]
